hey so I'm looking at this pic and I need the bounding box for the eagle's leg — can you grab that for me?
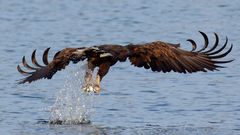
[94,62,111,94]
[94,74,101,93]
[82,62,95,92]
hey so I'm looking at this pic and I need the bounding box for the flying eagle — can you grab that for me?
[17,31,233,93]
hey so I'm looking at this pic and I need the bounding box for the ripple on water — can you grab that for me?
[1,0,240,134]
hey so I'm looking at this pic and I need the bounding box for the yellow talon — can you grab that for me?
[94,84,100,94]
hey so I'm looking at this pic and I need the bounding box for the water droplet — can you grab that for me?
[49,63,98,124]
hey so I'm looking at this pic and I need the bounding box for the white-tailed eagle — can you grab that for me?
[17,31,233,93]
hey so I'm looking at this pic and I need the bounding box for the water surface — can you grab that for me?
[0,0,240,134]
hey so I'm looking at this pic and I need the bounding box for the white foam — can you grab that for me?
[49,63,98,124]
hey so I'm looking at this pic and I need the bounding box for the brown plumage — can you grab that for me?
[17,31,233,93]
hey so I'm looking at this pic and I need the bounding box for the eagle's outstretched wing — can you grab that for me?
[17,48,82,84]
[126,31,233,73]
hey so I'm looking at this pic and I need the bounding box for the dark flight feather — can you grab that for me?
[18,48,79,84]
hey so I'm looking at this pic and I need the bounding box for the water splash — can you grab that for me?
[49,63,98,124]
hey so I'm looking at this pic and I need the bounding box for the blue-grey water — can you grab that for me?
[1,0,240,134]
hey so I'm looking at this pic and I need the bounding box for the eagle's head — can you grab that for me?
[71,47,88,63]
